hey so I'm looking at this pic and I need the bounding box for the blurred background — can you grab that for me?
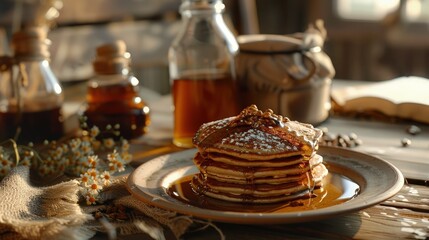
[0,0,428,95]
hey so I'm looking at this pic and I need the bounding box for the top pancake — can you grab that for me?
[193,105,323,160]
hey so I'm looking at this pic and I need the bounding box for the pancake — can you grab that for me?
[193,153,324,183]
[208,152,304,167]
[191,105,327,203]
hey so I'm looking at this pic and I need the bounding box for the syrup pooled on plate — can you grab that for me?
[167,172,359,213]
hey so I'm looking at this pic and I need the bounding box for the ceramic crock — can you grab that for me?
[236,24,335,125]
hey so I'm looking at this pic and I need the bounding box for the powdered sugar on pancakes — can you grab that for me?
[220,128,298,153]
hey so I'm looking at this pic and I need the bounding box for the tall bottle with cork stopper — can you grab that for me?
[83,40,150,139]
[0,27,64,143]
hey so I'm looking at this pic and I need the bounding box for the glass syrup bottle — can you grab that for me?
[168,0,240,148]
[0,27,64,143]
[82,40,150,139]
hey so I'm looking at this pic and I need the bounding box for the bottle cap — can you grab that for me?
[93,40,130,75]
[12,27,51,61]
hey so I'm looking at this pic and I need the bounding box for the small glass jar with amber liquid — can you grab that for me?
[83,41,150,139]
[169,0,240,148]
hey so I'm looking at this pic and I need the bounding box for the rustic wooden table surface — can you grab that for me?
[180,182,428,240]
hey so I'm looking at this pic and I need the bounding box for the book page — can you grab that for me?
[331,76,429,123]
[332,76,429,105]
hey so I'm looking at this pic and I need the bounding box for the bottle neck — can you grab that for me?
[177,0,231,44]
[180,0,225,17]
[90,71,138,88]
[17,60,61,91]
[93,61,130,75]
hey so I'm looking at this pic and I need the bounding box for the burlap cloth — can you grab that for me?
[0,166,221,240]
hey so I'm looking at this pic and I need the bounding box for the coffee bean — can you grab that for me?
[324,133,336,141]
[320,131,362,148]
[349,132,358,140]
[406,125,421,135]
[338,138,348,147]
[354,138,363,146]
[320,127,329,135]
[401,138,411,147]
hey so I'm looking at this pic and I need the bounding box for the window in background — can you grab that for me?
[403,0,429,22]
[336,0,429,23]
[327,0,429,81]
[335,0,400,21]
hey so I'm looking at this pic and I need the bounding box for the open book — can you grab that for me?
[331,76,429,124]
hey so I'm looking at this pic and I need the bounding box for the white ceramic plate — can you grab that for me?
[126,146,404,224]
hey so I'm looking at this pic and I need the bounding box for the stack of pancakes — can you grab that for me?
[191,105,327,203]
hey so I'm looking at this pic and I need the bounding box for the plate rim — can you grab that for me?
[126,146,404,224]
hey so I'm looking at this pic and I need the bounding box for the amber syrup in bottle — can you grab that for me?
[0,107,64,143]
[172,72,239,147]
[0,27,64,143]
[82,41,150,139]
[168,0,240,147]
